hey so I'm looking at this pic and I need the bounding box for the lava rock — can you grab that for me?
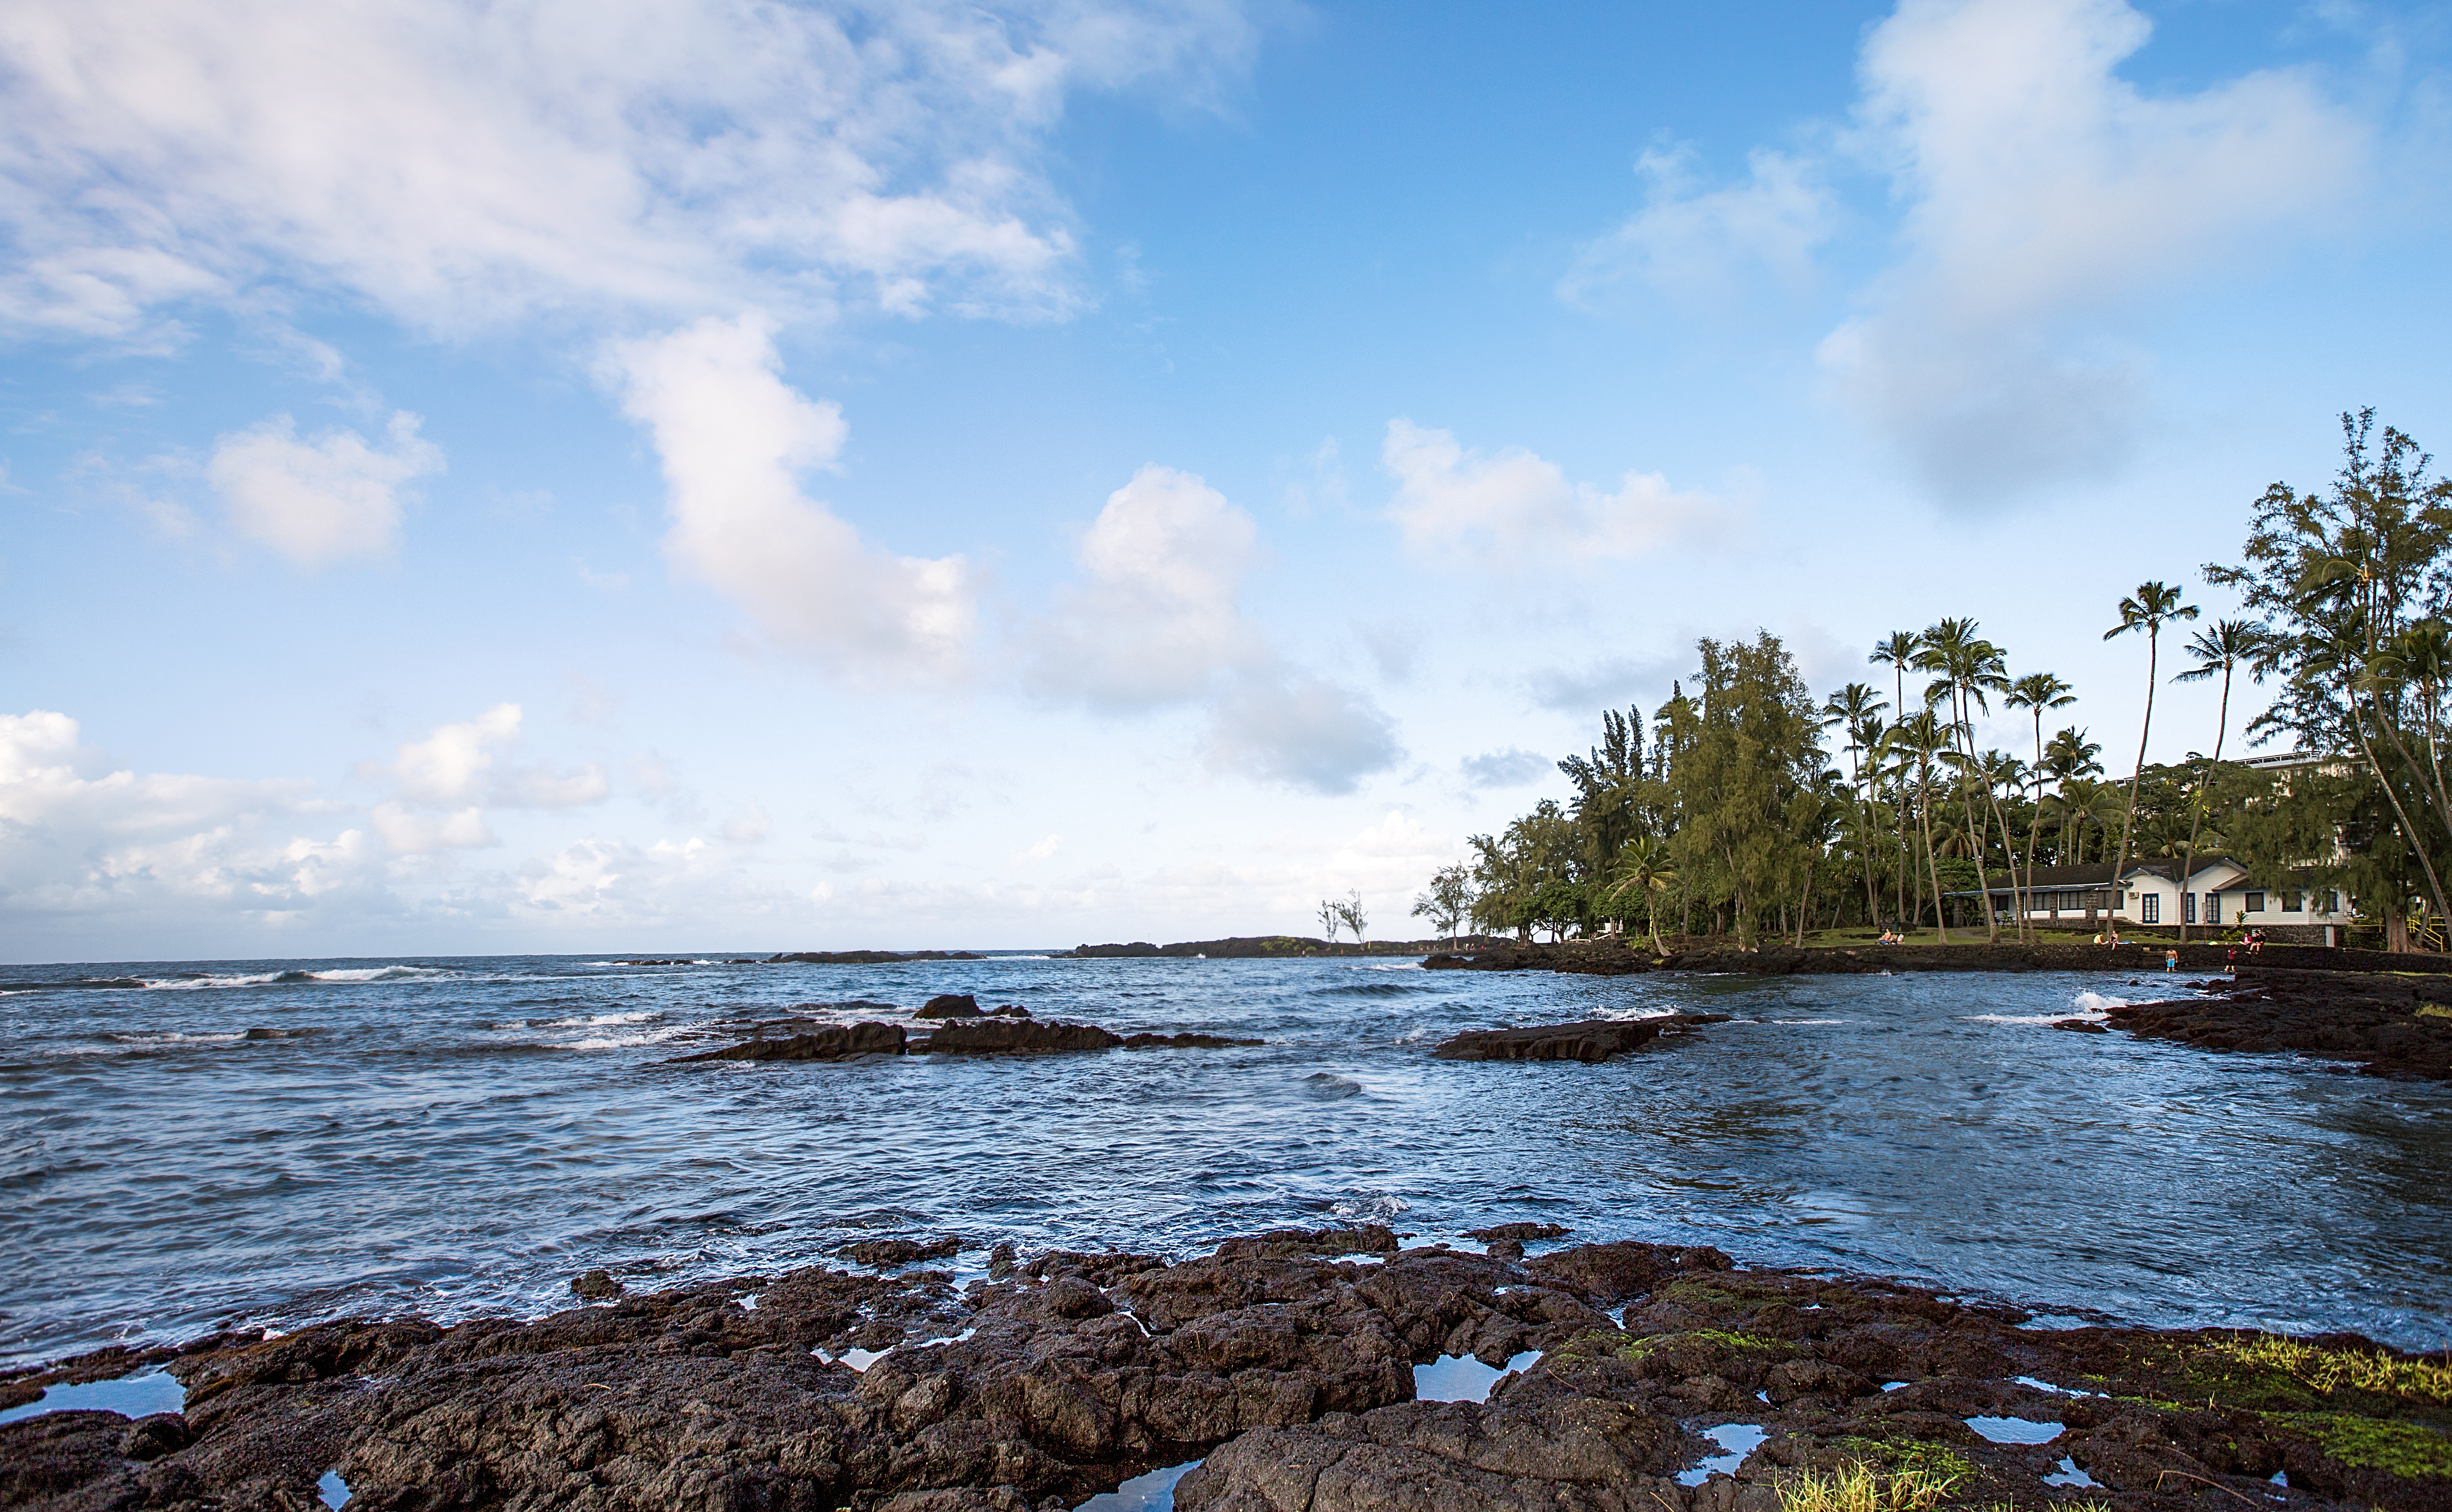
[1120,1032,1262,1050]
[1464,1223,1571,1243]
[571,1268,625,1300]
[1430,1019,1667,1063]
[676,1020,909,1062]
[842,1235,964,1268]
[918,994,985,1018]
[916,1020,1125,1054]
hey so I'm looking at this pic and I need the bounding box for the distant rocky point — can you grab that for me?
[1068,935,1479,959]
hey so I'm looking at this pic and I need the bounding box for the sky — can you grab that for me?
[4,0,2449,962]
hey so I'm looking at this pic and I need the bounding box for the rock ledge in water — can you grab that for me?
[1430,1013,1728,1063]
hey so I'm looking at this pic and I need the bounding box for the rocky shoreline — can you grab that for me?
[8,1225,2449,1511]
[2091,966,2452,1082]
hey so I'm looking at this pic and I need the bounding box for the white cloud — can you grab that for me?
[1027,463,1266,707]
[1559,145,1833,307]
[721,803,771,846]
[207,411,443,567]
[1203,670,1401,796]
[0,0,1257,341]
[1017,833,1062,861]
[612,312,972,678]
[1380,419,1735,561]
[370,803,496,854]
[0,709,387,933]
[1818,0,2367,501]
[378,703,608,822]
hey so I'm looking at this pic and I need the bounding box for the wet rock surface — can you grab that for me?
[8,1229,2447,1512]
[676,1020,910,1062]
[1430,1014,1729,1063]
[2103,967,2452,1081]
[676,1016,1257,1064]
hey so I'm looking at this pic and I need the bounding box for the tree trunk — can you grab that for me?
[2109,630,2159,918]
[2386,908,2412,955]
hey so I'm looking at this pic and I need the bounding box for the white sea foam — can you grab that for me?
[2071,992,2128,1014]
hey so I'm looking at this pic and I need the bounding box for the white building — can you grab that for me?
[1950,856,2355,942]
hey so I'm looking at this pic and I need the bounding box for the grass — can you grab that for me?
[2260,1413,2452,1478]
[2418,1004,2452,1019]
[2197,1334,2452,1405]
[1776,1458,1967,1512]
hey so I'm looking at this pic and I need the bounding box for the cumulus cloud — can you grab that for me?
[1380,419,1735,561]
[1559,145,1833,308]
[1459,747,1550,789]
[0,708,385,936]
[1820,0,2366,501]
[1026,464,1266,707]
[1025,463,1402,795]
[372,704,608,836]
[0,0,1258,341]
[207,411,443,567]
[612,313,972,678]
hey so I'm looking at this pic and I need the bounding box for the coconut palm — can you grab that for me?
[2169,619,2265,941]
[1891,709,1956,941]
[2005,673,2076,937]
[1601,836,1679,953]
[1916,619,2011,941]
[2104,582,2199,919]
[1823,682,1889,924]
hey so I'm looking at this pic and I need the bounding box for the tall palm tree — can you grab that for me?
[1893,709,1955,942]
[1869,633,1923,921]
[2006,673,2076,938]
[1823,682,1889,925]
[2104,582,2198,924]
[1916,619,2011,942]
[2169,619,2265,941]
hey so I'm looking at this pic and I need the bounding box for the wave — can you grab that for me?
[2070,991,2128,1014]
[1312,982,1424,998]
[126,965,449,991]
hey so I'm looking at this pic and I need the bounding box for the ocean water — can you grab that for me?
[5,952,2449,1369]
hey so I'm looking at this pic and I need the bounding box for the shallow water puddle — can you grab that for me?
[0,1369,186,1424]
[1413,1349,1541,1403]
[2043,1456,2101,1488]
[2014,1374,2102,1398]
[1675,1423,1766,1485]
[317,1469,352,1507]
[814,1347,888,1371]
[1966,1415,2063,1444]
[1073,1458,1201,1511]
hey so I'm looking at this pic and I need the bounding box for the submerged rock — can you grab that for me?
[1429,1014,1727,1063]
[676,1021,909,1062]
[8,1229,2446,1512]
[571,1268,625,1300]
[841,1235,963,1268]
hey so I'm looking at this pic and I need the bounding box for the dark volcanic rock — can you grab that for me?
[918,993,985,1018]
[571,1268,625,1300]
[1464,1222,1570,1243]
[676,1020,908,1062]
[10,1231,2448,1512]
[2103,967,2452,1081]
[842,1235,964,1268]
[1121,1031,1262,1050]
[916,1019,1124,1054]
[1429,1014,1725,1063]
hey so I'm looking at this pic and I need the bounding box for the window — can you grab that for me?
[2326,890,2341,914]
[2284,890,2303,913]
[2140,893,2160,924]
[2209,895,2222,926]
[2182,891,2197,924]
[2245,891,2266,914]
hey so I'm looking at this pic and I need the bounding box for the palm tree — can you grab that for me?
[1870,632,1924,921]
[2006,673,2076,938]
[2168,619,2265,941]
[1893,709,1955,942]
[1823,682,1889,925]
[2104,582,2198,923]
[1602,836,1679,954]
[1916,619,2011,941]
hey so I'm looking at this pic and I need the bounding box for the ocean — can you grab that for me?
[5,951,2449,1369]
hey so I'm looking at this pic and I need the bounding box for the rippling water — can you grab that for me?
[5,952,2449,1368]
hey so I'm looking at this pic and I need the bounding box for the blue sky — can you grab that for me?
[4,0,2448,961]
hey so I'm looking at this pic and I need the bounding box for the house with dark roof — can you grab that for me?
[1945,855,2353,942]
